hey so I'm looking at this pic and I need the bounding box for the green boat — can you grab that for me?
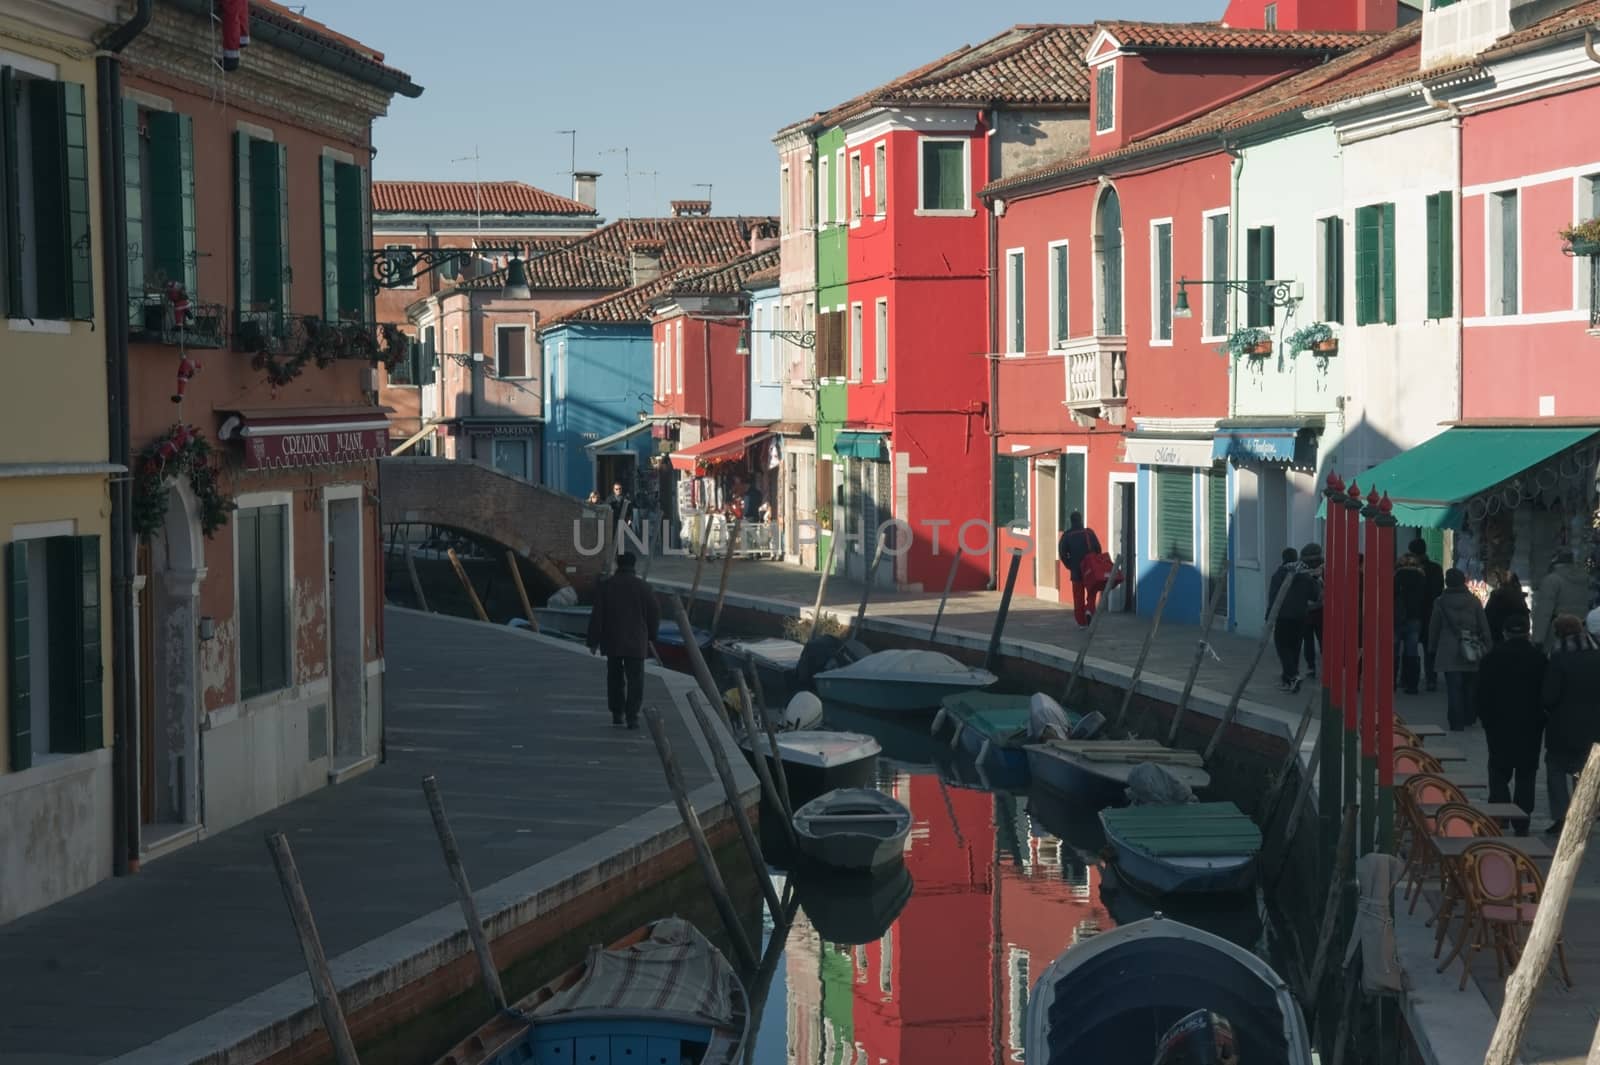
[1098,801,1262,897]
[931,692,1078,789]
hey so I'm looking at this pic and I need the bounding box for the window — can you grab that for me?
[849,153,862,221]
[1058,451,1086,533]
[815,309,844,380]
[320,155,366,321]
[2,67,93,321]
[1153,468,1195,563]
[874,298,888,382]
[1152,222,1173,341]
[874,142,887,215]
[994,455,1029,528]
[1246,225,1276,327]
[1007,249,1025,352]
[779,164,790,235]
[419,324,435,385]
[836,148,845,227]
[1095,187,1123,335]
[849,302,863,381]
[654,338,664,399]
[1234,466,1260,566]
[1095,64,1115,133]
[675,319,684,394]
[1425,191,1454,320]
[818,154,830,226]
[1206,468,1227,614]
[802,157,814,229]
[919,139,966,212]
[1049,241,1070,347]
[1355,202,1396,325]
[237,505,289,700]
[1318,216,1344,323]
[496,325,528,378]
[124,102,197,324]
[752,306,764,383]
[5,535,102,770]
[1490,190,1518,316]
[235,130,291,332]
[1205,211,1230,337]
[1264,2,1278,29]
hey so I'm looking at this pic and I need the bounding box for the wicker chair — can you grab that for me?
[1430,803,1502,955]
[1398,774,1469,912]
[1395,744,1443,776]
[1444,839,1572,991]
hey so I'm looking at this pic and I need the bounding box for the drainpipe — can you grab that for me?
[97,0,152,877]
[1421,85,1464,422]
[984,110,999,591]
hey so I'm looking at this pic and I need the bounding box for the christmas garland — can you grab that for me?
[250,316,412,388]
[132,424,237,540]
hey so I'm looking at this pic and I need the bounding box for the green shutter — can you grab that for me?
[1355,205,1378,325]
[1059,451,1086,533]
[1,69,21,315]
[1246,228,1261,327]
[421,325,436,385]
[1209,214,1229,334]
[1053,244,1069,344]
[1261,226,1275,327]
[1096,65,1114,131]
[1435,191,1453,320]
[1322,216,1344,324]
[235,131,252,321]
[176,114,197,293]
[1010,253,1024,351]
[320,155,338,319]
[5,541,30,771]
[994,455,1016,526]
[148,111,186,288]
[1207,469,1227,612]
[72,535,102,752]
[62,81,92,320]
[122,100,144,320]
[937,142,964,210]
[28,80,68,321]
[1156,224,1172,340]
[237,509,259,698]
[1014,458,1030,529]
[1155,468,1195,564]
[1381,203,1397,325]
[277,143,292,318]
[259,506,288,693]
[335,162,365,320]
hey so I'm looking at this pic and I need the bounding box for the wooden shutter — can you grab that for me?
[237,509,260,698]
[235,132,252,320]
[1426,193,1454,320]
[1053,244,1069,344]
[176,114,197,294]
[62,81,92,320]
[1261,226,1275,327]
[320,156,339,319]
[920,143,937,209]
[994,455,1016,526]
[817,457,833,516]
[1207,470,1227,613]
[1380,203,1397,325]
[28,81,69,320]
[1059,451,1086,533]
[1321,217,1344,324]
[940,142,964,210]
[1,69,21,315]
[1155,468,1194,563]
[419,325,436,385]
[336,163,366,321]
[1209,214,1228,334]
[1156,224,1172,340]
[71,535,102,752]
[1498,193,1517,315]
[276,144,292,319]
[122,100,144,319]
[1355,205,1378,325]
[149,112,187,290]
[1096,65,1114,130]
[1246,228,1262,326]
[5,541,30,771]
[259,507,288,693]
[1010,253,1025,351]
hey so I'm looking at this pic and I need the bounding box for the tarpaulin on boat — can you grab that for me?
[532,918,740,1028]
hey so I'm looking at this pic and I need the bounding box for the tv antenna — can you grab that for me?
[601,147,632,217]
[556,130,576,177]
[451,147,481,232]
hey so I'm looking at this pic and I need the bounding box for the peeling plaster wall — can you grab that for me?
[0,752,113,924]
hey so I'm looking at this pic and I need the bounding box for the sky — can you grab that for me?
[299,0,1210,218]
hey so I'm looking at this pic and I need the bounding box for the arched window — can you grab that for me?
[1095,186,1123,335]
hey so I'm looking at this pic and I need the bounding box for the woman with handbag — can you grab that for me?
[1427,568,1493,731]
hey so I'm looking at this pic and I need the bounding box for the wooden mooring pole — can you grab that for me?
[741,673,794,818]
[984,548,1024,674]
[668,595,723,709]
[742,654,769,717]
[1202,564,1297,763]
[733,677,797,846]
[446,548,489,622]
[1258,687,1320,831]
[506,551,537,631]
[403,543,429,613]
[642,707,759,973]
[1165,559,1230,745]
[807,532,840,639]
[928,544,966,641]
[682,692,783,922]
[265,833,362,1065]
[420,776,507,1011]
[1062,553,1122,707]
[710,520,742,640]
[1113,553,1180,733]
[687,516,714,614]
[849,529,889,640]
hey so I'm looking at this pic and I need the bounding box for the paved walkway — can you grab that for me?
[648,555,1600,1065]
[0,611,738,1065]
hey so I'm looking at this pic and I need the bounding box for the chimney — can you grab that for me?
[628,239,664,285]
[670,199,711,218]
[572,170,599,210]
[748,220,779,255]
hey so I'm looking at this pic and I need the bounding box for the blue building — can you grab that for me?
[746,269,783,424]
[539,280,671,500]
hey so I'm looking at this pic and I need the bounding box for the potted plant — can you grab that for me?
[1221,327,1273,358]
[1559,217,1600,257]
[1287,322,1337,355]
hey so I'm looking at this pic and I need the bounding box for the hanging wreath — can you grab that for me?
[250,317,410,387]
[133,424,237,539]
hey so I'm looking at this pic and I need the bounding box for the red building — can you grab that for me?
[1222,0,1414,31]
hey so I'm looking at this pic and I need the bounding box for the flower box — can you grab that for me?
[1568,238,1600,257]
[1248,339,1274,355]
[1313,338,1338,353]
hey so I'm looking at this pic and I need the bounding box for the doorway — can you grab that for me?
[326,493,366,770]
[1036,461,1059,599]
[1109,477,1137,612]
[492,437,531,481]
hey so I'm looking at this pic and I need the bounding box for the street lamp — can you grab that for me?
[369,246,532,300]
[1173,277,1301,318]
[738,326,816,350]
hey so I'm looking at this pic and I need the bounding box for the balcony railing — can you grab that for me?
[1062,338,1128,426]
[234,312,406,365]
[132,295,226,349]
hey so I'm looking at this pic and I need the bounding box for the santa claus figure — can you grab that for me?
[219,0,249,71]
[173,356,200,403]
[165,280,190,329]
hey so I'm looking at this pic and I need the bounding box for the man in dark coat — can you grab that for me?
[1474,612,1546,829]
[1410,538,1445,691]
[1057,510,1103,628]
[1540,611,1600,833]
[1393,553,1428,694]
[586,552,660,729]
[1268,547,1316,693]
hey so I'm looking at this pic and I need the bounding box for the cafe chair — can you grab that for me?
[1445,839,1572,991]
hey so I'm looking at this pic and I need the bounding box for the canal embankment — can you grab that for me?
[0,609,761,1065]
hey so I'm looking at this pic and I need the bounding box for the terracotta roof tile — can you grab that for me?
[249,0,416,88]
[538,271,691,329]
[373,181,596,216]
[1097,21,1381,51]
[743,263,782,288]
[665,248,782,297]
[457,216,778,293]
[1479,0,1600,57]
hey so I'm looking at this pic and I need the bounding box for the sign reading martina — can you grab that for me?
[574,517,1061,559]
[244,427,388,470]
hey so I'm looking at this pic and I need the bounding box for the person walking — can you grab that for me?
[585,552,660,730]
[1409,538,1445,691]
[1298,543,1324,677]
[1534,548,1593,652]
[1474,612,1546,830]
[1539,611,1600,834]
[1393,553,1428,694]
[1268,547,1315,693]
[1484,571,1530,645]
[1058,511,1104,628]
[1428,568,1493,731]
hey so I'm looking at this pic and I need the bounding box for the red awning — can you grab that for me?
[669,424,773,474]
[218,406,392,471]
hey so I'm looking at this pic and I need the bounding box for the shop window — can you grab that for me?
[237,506,289,700]
[2,67,93,321]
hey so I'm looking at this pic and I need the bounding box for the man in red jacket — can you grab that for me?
[1058,511,1104,628]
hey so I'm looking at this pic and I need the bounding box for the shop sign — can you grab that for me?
[245,427,387,470]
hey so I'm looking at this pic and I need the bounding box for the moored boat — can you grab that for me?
[1024,915,1311,1064]
[1025,740,1210,809]
[653,620,713,671]
[531,605,591,639]
[932,692,1081,790]
[790,862,914,945]
[430,918,748,1065]
[1098,801,1262,897]
[737,729,881,807]
[815,649,996,712]
[792,787,912,873]
[715,636,805,694]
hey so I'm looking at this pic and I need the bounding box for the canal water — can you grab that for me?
[728,700,1286,1064]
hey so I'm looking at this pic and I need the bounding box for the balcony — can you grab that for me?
[1060,336,1127,427]
[131,294,226,349]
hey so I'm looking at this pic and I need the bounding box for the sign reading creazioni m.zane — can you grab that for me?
[245,427,387,470]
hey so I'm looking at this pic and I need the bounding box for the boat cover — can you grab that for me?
[1100,803,1261,858]
[1039,921,1297,1062]
[1028,693,1076,742]
[723,637,805,668]
[822,649,996,685]
[1124,762,1198,806]
[533,918,740,1028]
[751,730,880,769]
[943,692,1033,743]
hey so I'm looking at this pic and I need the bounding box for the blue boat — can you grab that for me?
[1025,740,1210,810]
[653,621,713,672]
[430,919,748,1065]
[1025,915,1312,1065]
[1098,801,1262,897]
[932,692,1081,791]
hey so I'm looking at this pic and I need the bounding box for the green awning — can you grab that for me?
[1317,426,1600,528]
[833,430,887,460]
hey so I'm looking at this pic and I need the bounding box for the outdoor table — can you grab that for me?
[1402,723,1449,740]
[1418,801,1531,828]
[1398,771,1488,791]
[1417,745,1468,763]
[1430,835,1552,860]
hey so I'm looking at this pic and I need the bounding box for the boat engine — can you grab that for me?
[1151,1009,1239,1065]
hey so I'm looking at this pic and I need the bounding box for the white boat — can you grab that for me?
[737,729,880,806]
[1025,740,1211,809]
[813,649,997,712]
[792,788,912,873]
[714,636,805,692]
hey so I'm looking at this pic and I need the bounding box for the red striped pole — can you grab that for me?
[1375,493,1398,852]
[1360,486,1381,855]
[1319,473,1345,874]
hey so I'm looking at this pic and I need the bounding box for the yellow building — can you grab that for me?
[0,0,130,924]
